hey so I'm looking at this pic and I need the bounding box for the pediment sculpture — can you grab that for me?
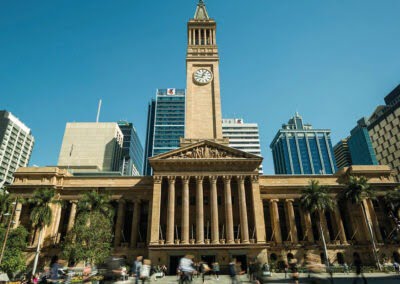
[167,145,245,159]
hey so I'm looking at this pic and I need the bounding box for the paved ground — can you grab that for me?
[113,273,400,284]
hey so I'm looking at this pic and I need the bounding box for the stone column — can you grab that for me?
[285,199,298,243]
[66,201,77,233]
[224,176,234,244]
[250,176,266,243]
[114,199,126,247]
[130,200,141,248]
[332,204,347,244]
[196,176,204,244]
[237,176,249,244]
[149,176,162,245]
[365,199,383,242]
[269,199,282,243]
[300,209,314,242]
[181,176,190,245]
[12,202,22,229]
[166,176,176,244]
[210,176,219,244]
[319,212,331,242]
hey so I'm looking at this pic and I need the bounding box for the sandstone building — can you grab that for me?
[8,0,400,272]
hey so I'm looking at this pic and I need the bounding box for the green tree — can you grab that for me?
[77,190,114,219]
[300,180,333,269]
[28,188,58,275]
[62,191,114,265]
[0,226,28,278]
[383,187,400,218]
[0,189,11,223]
[341,175,381,270]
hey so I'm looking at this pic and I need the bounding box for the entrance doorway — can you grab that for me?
[200,255,216,266]
[169,255,184,275]
[232,254,248,271]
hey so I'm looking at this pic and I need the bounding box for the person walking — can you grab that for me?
[179,255,195,284]
[229,259,239,284]
[212,262,220,280]
[353,254,367,284]
[132,255,143,284]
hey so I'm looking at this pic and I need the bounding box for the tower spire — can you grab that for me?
[194,0,209,20]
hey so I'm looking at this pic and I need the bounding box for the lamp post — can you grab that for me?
[0,197,18,265]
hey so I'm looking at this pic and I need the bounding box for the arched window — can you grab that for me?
[337,252,345,265]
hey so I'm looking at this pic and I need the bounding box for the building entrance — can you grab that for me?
[200,255,216,266]
[232,254,248,271]
[169,255,184,275]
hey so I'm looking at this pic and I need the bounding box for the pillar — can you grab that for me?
[285,199,298,243]
[66,201,77,233]
[181,176,190,245]
[210,176,219,244]
[114,199,126,247]
[149,176,162,245]
[300,209,314,242]
[12,202,22,229]
[319,211,331,242]
[130,200,141,248]
[250,176,266,243]
[364,199,383,242]
[166,176,176,244]
[332,204,347,244]
[269,199,282,243]
[224,176,234,244]
[237,176,249,244]
[196,176,204,244]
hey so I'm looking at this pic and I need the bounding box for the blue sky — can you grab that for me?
[1,0,399,174]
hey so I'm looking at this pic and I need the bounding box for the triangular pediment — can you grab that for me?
[150,140,262,161]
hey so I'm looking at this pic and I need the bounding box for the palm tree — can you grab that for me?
[300,179,334,270]
[76,190,114,220]
[28,188,58,275]
[384,188,400,218]
[341,175,381,270]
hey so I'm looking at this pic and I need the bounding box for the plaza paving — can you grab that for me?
[112,273,400,284]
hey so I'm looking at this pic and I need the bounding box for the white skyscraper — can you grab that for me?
[222,118,263,173]
[0,111,34,187]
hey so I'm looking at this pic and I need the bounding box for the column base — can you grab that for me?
[196,240,205,244]
[241,240,250,244]
[212,240,220,244]
[226,240,234,244]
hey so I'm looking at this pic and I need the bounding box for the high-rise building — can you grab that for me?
[58,122,123,173]
[222,118,263,173]
[0,111,34,187]
[270,113,337,175]
[348,118,378,166]
[333,138,352,169]
[117,121,144,176]
[367,84,400,181]
[143,89,185,175]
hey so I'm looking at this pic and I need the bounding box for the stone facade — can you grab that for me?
[8,161,400,271]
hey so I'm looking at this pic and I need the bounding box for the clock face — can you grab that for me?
[193,69,213,84]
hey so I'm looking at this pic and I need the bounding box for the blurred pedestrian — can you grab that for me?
[132,255,143,284]
[212,262,220,280]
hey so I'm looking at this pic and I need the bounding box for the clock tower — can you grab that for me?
[184,0,225,143]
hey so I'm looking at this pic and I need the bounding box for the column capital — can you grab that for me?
[195,176,204,182]
[236,175,246,183]
[153,176,163,184]
[223,175,232,183]
[209,176,218,184]
[181,176,190,183]
[285,199,295,203]
[251,175,259,183]
[118,198,126,204]
[269,199,279,203]
[167,176,176,184]
[133,199,142,205]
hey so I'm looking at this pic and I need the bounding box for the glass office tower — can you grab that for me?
[143,89,185,175]
[270,113,337,175]
[117,121,144,176]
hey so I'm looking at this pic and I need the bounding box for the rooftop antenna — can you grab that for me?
[96,99,102,122]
